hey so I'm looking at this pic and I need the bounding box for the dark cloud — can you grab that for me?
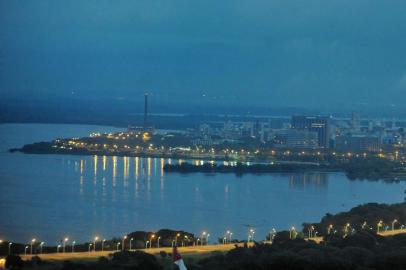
[1,0,406,109]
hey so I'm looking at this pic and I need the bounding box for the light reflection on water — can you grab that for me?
[1,123,406,245]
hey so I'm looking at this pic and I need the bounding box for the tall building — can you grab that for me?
[291,116,331,148]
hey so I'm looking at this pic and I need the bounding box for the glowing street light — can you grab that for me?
[150,234,155,248]
[201,232,206,246]
[40,242,45,254]
[157,236,161,248]
[25,246,29,255]
[392,219,398,231]
[56,245,61,253]
[102,239,106,251]
[8,243,13,255]
[289,227,296,240]
[145,241,149,249]
[88,243,93,253]
[122,236,127,251]
[248,229,255,242]
[176,233,181,245]
[30,238,36,254]
[130,238,134,251]
[94,237,99,252]
[63,238,69,253]
[116,242,121,251]
[377,220,383,233]
[72,241,76,253]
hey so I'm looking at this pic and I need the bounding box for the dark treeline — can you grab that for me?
[164,158,406,181]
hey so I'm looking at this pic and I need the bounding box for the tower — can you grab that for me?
[144,93,148,128]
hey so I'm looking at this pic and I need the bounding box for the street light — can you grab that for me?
[116,242,121,251]
[201,232,206,246]
[8,243,13,255]
[229,232,233,243]
[207,234,210,244]
[130,238,134,251]
[40,242,44,254]
[289,227,296,239]
[25,246,29,255]
[88,243,93,253]
[122,236,127,251]
[157,236,161,248]
[308,225,315,238]
[176,233,181,245]
[63,238,69,253]
[392,219,398,231]
[150,234,155,248]
[327,224,334,235]
[145,241,149,249]
[31,238,36,254]
[102,239,106,251]
[57,245,61,253]
[377,220,383,233]
[94,237,99,252]
[72,241,76,253]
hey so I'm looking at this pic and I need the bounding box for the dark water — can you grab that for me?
[1,123,405,246]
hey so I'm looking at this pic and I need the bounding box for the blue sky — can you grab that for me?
[1,0,406,110]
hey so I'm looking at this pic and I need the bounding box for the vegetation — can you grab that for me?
[164,158,406,181]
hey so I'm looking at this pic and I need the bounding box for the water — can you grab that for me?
[1,123,405,246]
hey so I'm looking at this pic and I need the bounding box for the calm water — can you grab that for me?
[1,123,406,245]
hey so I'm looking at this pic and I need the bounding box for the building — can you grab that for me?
[291,116,331,148]
[335,134,381,153]
[273,129,319,149]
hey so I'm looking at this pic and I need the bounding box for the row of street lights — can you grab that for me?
[5,220,404,255]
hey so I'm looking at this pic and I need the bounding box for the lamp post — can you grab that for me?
[344,223,351,236]
[201,232,206,246]
[63,238,68,253]
[229,232,233,243]
[122,236,127,251]
[289,227,296,239]
[57,245,61,253]
[72,241,76,253]
[25,246,29,255]
[30,238,36,254]
[102,239,106,251]
[40,242,44,254]
[176,233,180,246]
[94,237,99,252]
[377,220,383,233]
[88,243,92,253]
[157,236,161,248]
[327,224,334,235]
[150,234,155,248]
[207,234,210,244]
[116,242,120,251]
[392,219,398,231]
[130,238,133,251]
[145,241,149,249]
[8,243,13,255]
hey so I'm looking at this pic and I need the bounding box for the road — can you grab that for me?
[377,228,406,236]
[20,243,252,261]
[17,229,406,262]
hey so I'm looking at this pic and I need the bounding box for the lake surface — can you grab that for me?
[1,123,406,245]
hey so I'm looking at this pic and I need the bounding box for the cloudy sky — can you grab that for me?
[1,0,406,110]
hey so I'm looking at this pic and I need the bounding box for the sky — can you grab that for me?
[1,0,406,111]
